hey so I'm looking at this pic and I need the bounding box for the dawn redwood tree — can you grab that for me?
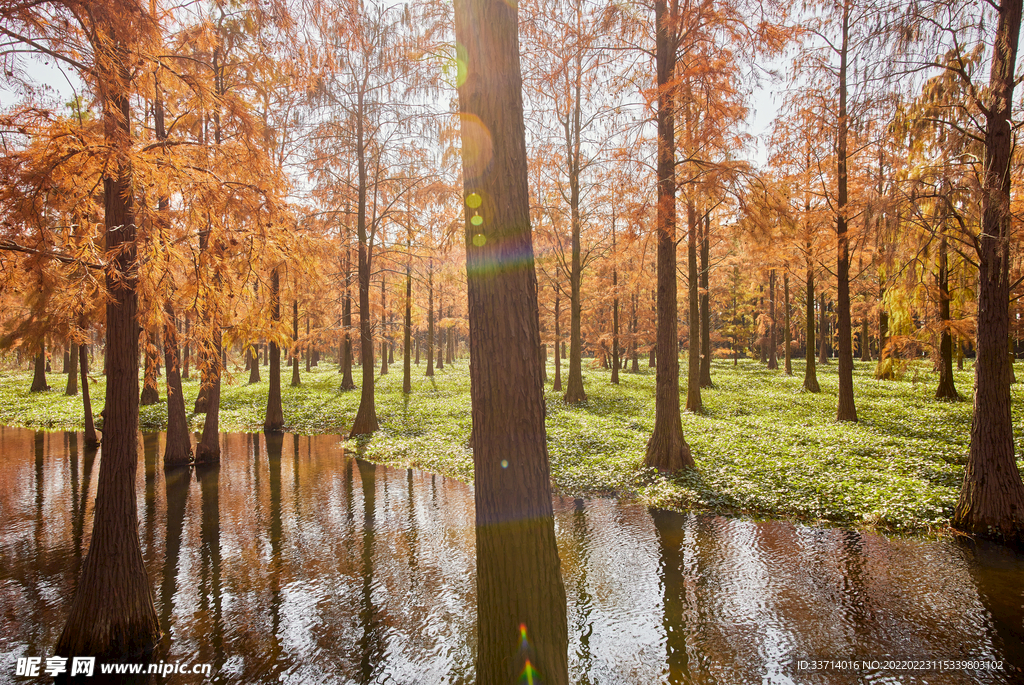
[945,0,1024,543]
[454,0,569,682]
[646,0,694,471]
[51,0,161,657]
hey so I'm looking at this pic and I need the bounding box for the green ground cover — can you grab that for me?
[3,355,1022,532]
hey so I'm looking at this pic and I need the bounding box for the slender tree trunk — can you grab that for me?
[935,226,960,400]
[426,266,435,378]
[553,291,562,391]
[804,261,821,392]
[685,200,702,413]
[140,330,160,405]
[380,276,389,376]
[182,315,190,380]
[436,293,445,371]
[66,342,79,395]
[835,0,857,421]
[767,270,778,370]
[291,299,301,387]
[30,344,48,392]
[195,327,221,463]
[56,35,160,655]
[699,214,713,387]
[264,268,284,433]
[350,98,380,436]
[341,245,356,390]
[163,302,192,468]
[784,272,792,376]
[454,1,569,679]
[404,229,413,394]
[647,0,693,471]
[818,293,830,365]
[80,343,98,449]
[953,0,1024,544]
[612,217,620,385]
[305,318,311,373]
[630,290,640,373]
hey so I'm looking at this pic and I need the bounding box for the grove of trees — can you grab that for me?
[2,0,1024,664]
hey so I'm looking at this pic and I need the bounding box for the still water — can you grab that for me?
[1,426,1022,684]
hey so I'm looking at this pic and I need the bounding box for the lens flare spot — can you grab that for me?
[466,193,482,209]
[471,214,484,226]
[501,459,508,468]
[519,659,537,685]
[459,113,493,178]
[473,233,486,247]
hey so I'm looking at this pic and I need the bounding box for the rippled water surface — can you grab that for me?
[1,427,1023,684]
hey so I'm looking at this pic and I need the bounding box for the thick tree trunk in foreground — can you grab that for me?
[454,1,569,682]
[163,303,192,468]
[31,345,48,392]
[66,342,79,395]
[57,32,160,655]
[647,0,693,472]
[804,263,821,392]
[953,0,1024,545]
[265,269,284,433]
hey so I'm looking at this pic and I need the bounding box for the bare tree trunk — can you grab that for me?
[140,329,160,405]
[553,291,562,391]
[291,299,301,387]
[685,200,702,413]
[404,229,413,394]
[163,302,192,468]
[804,261,821,392]
[818,293,830,365]
[647,0,693,471]
[699,214,713,387]
[380,276,389,376]
[80,343,98,449]
[784,272,792,376]
[611,216,619,385]
[30,344,48,392]
[341,246,356,390]
[835,0,857,421]
[426,265,435,377]
[767,270,778,370]
[454,0,569,680]
[264,268,284,433]
[935,226,960,401]
[66,342,79,395]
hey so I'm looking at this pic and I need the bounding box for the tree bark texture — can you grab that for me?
[31,344,48,392]
[685,200,702,413]
[835,0,857,421]
[804,263,821,392]
[454,1,569,682]
[699,215,713,388]
[646,0,692,472]
[66,342,79,395]
[56,28,160,655]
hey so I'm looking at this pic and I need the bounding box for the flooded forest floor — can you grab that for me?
[3,356,1021,533]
